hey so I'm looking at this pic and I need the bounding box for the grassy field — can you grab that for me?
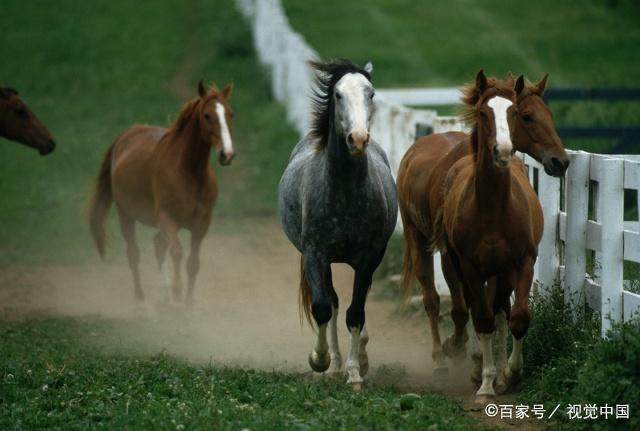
[0,318,481,430]
[0,0,297,265]
[283,0,640,153]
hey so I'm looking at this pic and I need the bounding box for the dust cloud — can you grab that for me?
[0,216,474,393]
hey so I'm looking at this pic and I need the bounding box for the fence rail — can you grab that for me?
[236,0,640,335]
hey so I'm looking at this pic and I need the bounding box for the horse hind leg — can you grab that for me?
[154,232,170,303]
[417,250,447,384]
[118,210,144,302]
[185,229,205,307]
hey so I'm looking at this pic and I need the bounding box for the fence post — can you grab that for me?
[537,173,561,292]
[599,157,625,337]
[564,152,590,306]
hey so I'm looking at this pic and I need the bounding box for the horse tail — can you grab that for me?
[89,142,115,258]
[299,255,314,328]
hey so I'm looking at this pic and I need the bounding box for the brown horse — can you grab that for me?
[399,71,544,403]
[397,73,565,387]
[89,80,234,305]
[0,86,55,155]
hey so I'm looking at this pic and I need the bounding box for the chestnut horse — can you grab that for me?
[89,80,234,304]
[0,86,56,155]
[397,73,565,388]
[399,71,543,403]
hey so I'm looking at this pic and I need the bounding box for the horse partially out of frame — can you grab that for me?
[0,85,55,155]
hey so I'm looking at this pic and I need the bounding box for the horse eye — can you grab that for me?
[369,91,375,100]
[16,108,28,117]
[204,113,212,120]
[335,92,342,100]
[522,114,533,123]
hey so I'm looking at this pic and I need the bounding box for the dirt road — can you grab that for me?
[0,217,475,394]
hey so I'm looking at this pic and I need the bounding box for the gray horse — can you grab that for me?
[278,60,398,390]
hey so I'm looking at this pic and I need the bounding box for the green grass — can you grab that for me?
[0,318,480,430]
[518,285,640,430]
[0,0,297,265]
[283,0,640,153]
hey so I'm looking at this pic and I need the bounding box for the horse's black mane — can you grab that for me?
[309,59,372,147]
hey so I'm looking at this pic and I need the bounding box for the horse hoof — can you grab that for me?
[496,366,522,394]
[308,350,331,373]
[495,378,508,395]
[432,366,449,388]
[442,336,467,361]
[351,381,364,392]
[474,394,496,406]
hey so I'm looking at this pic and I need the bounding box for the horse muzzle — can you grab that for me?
[347,131,369,156]
[218,151,234,166]
[38,139,56,156]
[492,144,513,168]
[543,155,570,177]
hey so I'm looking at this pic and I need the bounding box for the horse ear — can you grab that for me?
[221,81,233,99]
[476,69,487,93]
[198,80,206,98]
[505,71,515,87]
[364,61,373,74]
[515,74,526,95]
[535,73,549,95]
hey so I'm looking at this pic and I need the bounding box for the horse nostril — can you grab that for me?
[492,146,499,158]
[347,134,355,145]
[551,157,564,171]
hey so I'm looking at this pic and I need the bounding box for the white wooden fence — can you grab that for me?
[236,0,640,334]
[235,0,437,178]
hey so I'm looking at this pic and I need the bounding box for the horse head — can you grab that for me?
[0,86,55,155]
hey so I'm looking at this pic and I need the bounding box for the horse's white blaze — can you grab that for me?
[345,326,363,384]
[487,96,513,159]
[215,102,233,156]
[335,73,372,136]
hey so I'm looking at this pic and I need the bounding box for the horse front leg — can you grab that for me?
[464,266,497,403]
[345,266,375,392]
[158,213,183,302]
[303,254,332,373]
[440,249,469,363]
[499,256,535,391]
